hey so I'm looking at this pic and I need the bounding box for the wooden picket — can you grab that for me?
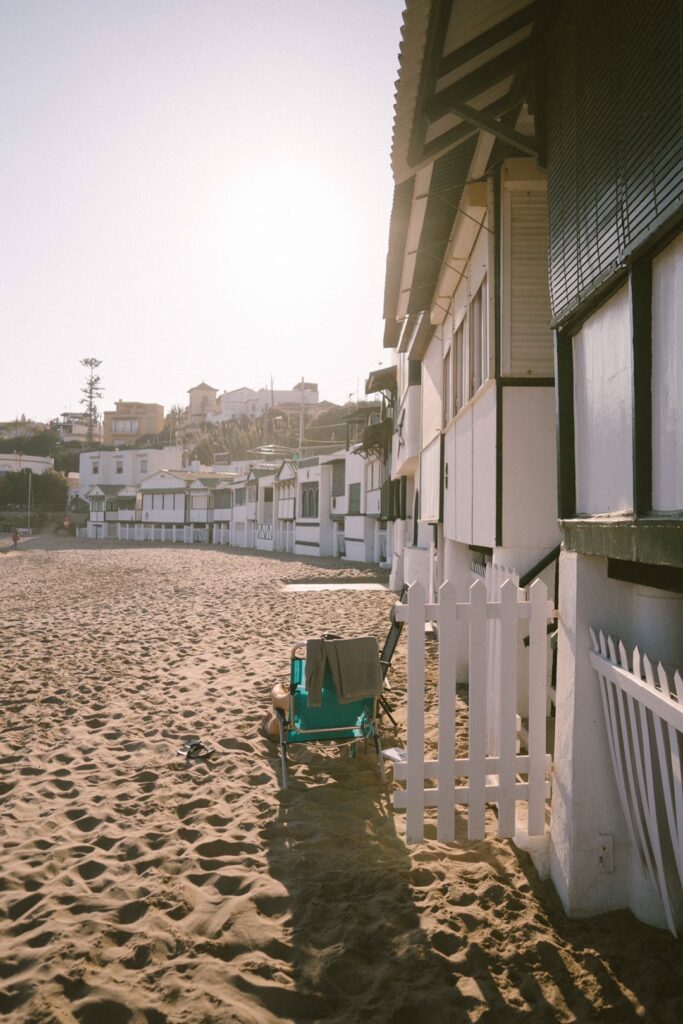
[484,563,520,756]
[589,628,683,936]
[392,577,553,844]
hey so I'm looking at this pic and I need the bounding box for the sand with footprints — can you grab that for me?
[1,535,682,1023]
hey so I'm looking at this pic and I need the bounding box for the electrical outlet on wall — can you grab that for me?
[598,833,614,872]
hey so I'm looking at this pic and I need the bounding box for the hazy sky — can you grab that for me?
[0,0,402,424]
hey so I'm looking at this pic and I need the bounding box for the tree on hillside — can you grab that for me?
[80,357,103,446]
[0,470,67,512]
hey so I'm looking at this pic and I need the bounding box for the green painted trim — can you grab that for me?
[608,558,683,595]
[555,330,576,519]
[494,167,503,547]
[499,377,554,387]
[562,518,683,568]
[631,259,653,515]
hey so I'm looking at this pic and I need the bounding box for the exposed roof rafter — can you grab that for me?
[448,100,538,156]
[438,4,535,78]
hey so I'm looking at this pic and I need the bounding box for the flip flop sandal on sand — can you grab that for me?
[177,741,214,761]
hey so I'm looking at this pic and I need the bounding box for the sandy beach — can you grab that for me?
[1,537,681,1024]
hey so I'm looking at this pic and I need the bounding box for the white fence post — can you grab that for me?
[467,578,488,840]
[392,574,552,848]
[406,581,426,844]
[498,579,519,838]
[527,580,549,835]
[437,580,458,842]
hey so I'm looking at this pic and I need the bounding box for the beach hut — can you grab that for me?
[231,476,249,548]
[84,484,138,539]
[294,456,335,557]
[383,0,560,645]
[273,461,297,553]
[537,0,683,933]
[384,0,683,934]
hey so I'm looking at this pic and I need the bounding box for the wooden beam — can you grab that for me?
[425,40,530,122]
[439,5,535,78]
[420,94,516,163]
[448,100,538,157]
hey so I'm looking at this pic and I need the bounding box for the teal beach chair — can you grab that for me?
[275,641,385,788]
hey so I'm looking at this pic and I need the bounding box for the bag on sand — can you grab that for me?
[259,681,291,742]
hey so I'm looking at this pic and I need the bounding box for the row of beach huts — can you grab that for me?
[78,0,683,936]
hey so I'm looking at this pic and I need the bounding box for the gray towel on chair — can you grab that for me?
[322,636,383,704]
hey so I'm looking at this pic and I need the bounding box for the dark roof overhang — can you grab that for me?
[383,0,539,334]
[365,365,397,395]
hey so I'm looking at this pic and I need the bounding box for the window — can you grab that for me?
[234,488,246,506]
[112,419,139,434]
[91,460,99,474]
[443,347,452,425]
[140,459,148,474]
[300,482,319,519]
[451,281,489,413]
[349,482,361,514]
[191,493,209,509]
[366,459,383,491]
[332,462,345,497]
[454,320,466,411]
[115,461,123,475]
[469,280,488,397]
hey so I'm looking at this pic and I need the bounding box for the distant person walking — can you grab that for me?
[10,527,19,551]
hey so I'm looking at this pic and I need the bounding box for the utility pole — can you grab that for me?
[298,376,305,457]
[27,471,32,535]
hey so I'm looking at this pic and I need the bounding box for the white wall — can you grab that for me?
[421,333,443,443]
[652,232,683,511]
[471,382,496,547]
[502,387,560,557]
[79,447,183,497]
[446,381,496,547]
[452,412,472,544]
[551,551,683,930]
[573,285,633,515]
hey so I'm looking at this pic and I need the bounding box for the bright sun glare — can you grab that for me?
[219,164,355,311]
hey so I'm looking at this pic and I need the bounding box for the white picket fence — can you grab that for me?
[391,577,553,845]
[115,524,209,544]
[589,628,683,936]
[484,563,520,756]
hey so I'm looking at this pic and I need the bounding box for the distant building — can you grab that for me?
[210,381,319,423]
[187,383,219,428]
[50,412,95,444]
[102,401,164,447]
[79,446,183,499]
[0,453,54,476]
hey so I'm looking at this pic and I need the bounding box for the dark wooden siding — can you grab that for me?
[545,0,683,323]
